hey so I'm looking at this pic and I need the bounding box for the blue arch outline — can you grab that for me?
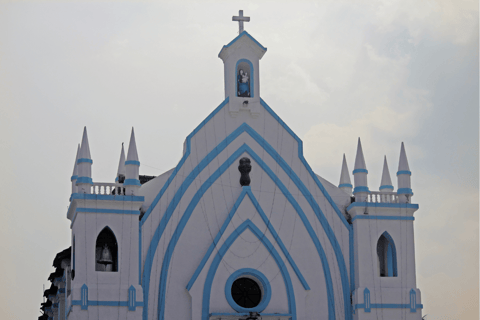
[236,59,254,98]
[151,145,336,320]
[140,99,353,320]
[202,220,295,320]
[224,268,272,313]
[186,186,309,291]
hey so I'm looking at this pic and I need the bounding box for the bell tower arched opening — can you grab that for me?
[377,232,397,277]
[95,227,118,272]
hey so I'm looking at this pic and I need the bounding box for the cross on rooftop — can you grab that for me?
[232,10,250,33]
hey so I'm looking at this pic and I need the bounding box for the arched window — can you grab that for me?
[95,227,118,272]
[377,232,397,277]
[236,59,254,98]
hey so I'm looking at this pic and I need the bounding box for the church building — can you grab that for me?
[40,11,423,320]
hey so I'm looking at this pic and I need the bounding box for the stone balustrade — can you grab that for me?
[367,191,399,203]
[91,183,124,195]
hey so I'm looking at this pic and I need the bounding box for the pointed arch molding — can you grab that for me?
[202,220,295,320]
[141,99,353,320]
[186,186,310,291]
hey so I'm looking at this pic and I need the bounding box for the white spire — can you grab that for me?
[76,127,93,193]
[79,127,91,160]
[339,154,352,195]
[380,156,394,192]
[397,142,413,202]
[354,138,367,170]
[398,142,410,172]
[117,143,126,178]
[126,127,139,162]
[71,144,80,194]
[125,127,140,195]
[72,144,80,177]
[353,138,369,200]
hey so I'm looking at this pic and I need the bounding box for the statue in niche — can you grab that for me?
[238,157,251,186]
[237,69,250,97]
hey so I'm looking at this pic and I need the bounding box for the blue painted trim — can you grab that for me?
[379,185,394,190]
[347,202,419,210]
[76,177,93,185]
[125,160,140,166]
[128,286,136,311]
[142,98,353,320]
[124,179,141,186]
[148,146,334,320]
[353,186,370,194]
[410,289,417,312]
[351,215,415,222]
[202,220,296,320]
[81,284,88,310]
[225,268,271,313]
[71,193,144,202]
[397,188,413,195]
[152,144,320,319]
[70,207,140,228]
[364,288,371,312]
[338,183,352,188]
[71,300,144,307]
[77,158,93,164]
[397,170,411,176]
[353,169,368,174]
[186,186,310,291]
[354,303,423,310]
[71,175,78,181]
[236,59,254,98]
[115,176,119,182]
[219,31,267,57]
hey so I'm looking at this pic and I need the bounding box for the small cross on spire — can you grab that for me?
[232,10,250,33]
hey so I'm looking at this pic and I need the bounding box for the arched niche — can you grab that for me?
[236,59,254,98]
[376,231,397,277]
[95,227,118,272]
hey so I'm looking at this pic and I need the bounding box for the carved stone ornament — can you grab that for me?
[238,157,252,186]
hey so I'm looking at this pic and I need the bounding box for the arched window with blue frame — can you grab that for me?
[236,59,254,98]
[377,231,397,277]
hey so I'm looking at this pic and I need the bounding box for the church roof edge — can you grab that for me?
[218,31,267,59]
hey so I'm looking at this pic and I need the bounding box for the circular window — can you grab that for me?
[231,277,262,308]
[225,268,271,313]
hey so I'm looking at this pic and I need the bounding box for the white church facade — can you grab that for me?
[40,12,423,320]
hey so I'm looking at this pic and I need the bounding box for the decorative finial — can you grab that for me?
[238,157,251,186]
[232,10,250,33]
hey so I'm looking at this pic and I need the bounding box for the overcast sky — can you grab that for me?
[0,1,478,319]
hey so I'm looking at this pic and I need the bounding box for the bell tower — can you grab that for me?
[219,10,267,118]
[67,128,144,320]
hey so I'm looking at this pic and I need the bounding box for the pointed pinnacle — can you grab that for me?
[354,138,367,170]
[339,154,352,186]
[79,127,91,160]
[126,127,139,162]
[380,155,393,188]
[398,142,410,172]
[117,143,126,176]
